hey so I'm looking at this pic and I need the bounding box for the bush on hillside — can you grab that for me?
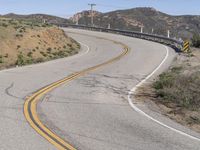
[154,69,200,110]
[16,52,25,66]
[192,33,200,48]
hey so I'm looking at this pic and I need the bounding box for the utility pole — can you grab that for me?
[88,3,96,27]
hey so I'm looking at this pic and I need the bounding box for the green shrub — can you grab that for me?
[191,33,200,48]
[52,52,57,56]
[57,51,65,57]
[16,34,23,38]
[153,67,182,90]
[0,55,3,63]
[40,51,47,57]
[26,58,34,64]
[17,45,21,49]
[19,29,24,33]
[77,44,81,49]
[47,47,52,52]
[4,53,8,58]
[42,24,47,27]
[63,45,67,49]
[27,52,33,57]
[48,55,53,59]
[70,47,75,51]
[16,52,25,66]
[154,68,200,110]
[67,43,72,47]
[34,57,44,63]
[2,23,8,28]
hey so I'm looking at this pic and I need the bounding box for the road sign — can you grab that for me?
[182,41,190,52]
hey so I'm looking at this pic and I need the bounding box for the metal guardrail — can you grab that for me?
[62,24,183,52]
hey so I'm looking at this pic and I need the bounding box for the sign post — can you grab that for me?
[182,41,190,53]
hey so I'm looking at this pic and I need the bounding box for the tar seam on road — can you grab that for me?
[24,34,130,150]
[128,45,200,142]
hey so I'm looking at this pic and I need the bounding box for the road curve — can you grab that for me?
[24,33,129,150]
[0,28,200,150]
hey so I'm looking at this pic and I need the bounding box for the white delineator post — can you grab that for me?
[167,30,170,38]
[141,26,144,33]
[108,24,111,29]
[43,19,46,24]
[76,17,79,25]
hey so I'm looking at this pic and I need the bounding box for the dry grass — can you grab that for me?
[0,17,80,69]
[153,68,200,110]
[136,48,200,133]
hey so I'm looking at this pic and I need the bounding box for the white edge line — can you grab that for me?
[128,45,200,142]
[78,41,90,56]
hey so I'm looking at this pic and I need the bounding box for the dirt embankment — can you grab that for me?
[0,18,80,69]
[136,48,200,133]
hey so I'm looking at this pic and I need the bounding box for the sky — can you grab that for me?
[0,0,200,18]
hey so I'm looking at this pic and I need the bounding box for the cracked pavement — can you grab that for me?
[0,28,200,149]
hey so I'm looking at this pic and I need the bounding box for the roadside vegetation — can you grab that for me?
[0,17,80,69]
[136,47,200,133]
[154,67,200,110]
[192,33,200,48]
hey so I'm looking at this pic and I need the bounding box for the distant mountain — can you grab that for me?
[70,10,102,24]
[3,13,71,25]
[70,7,200,39]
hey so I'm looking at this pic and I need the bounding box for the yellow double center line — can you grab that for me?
[24,36,130,150]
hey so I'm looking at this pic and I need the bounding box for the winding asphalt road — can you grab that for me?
[0,28,200,150]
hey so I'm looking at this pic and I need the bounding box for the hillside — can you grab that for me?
[0,17,79,69]
[3,13,71,26]
[70,7,200,39]
[70,10,102,25]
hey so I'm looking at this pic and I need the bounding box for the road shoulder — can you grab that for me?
[135,47,200,135]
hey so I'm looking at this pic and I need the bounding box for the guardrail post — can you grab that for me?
[68,25,182,53]
[140,26,143,33]
[152,28,154,34]
[167,30,170,38]
[108,24,111,29]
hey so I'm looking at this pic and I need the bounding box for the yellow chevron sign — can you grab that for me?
[183,41,190,52]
